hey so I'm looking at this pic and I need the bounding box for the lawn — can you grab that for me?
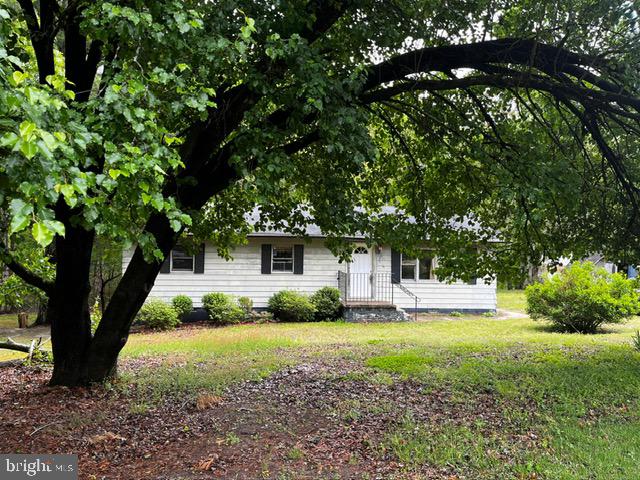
[497,288,527,313]
[0,312,19,328]
[3,291,640,479]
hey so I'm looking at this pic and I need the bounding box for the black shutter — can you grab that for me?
[194,244,205,274]
[160,252,171,274]
[293,244,304,275]
[391,249,401,283]
[261,244,272,274]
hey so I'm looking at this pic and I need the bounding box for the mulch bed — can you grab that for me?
[0,356,529,479]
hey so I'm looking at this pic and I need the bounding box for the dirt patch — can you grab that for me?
[0,356,534,479]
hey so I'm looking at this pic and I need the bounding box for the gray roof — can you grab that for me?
[246,207,342,238]
[246,206,491,240]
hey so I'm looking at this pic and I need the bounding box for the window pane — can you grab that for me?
[172,246,194,271]
[272,260,293,272]
[419,257,432,280]
[272,247,293,260]
[401,255,416,280]
[272,247,293,272]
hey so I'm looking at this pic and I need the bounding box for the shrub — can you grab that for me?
[238,296,253,315]
[202,292,245,325]
[525,262,640,333]
[172,295,193,320]
[268,290,316,322]
[136,299,180,330]
[311,287,343,321]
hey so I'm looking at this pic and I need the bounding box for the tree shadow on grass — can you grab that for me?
[522,322,623,335]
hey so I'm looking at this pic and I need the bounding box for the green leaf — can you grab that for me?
[0,132,19,148]
[10,71,27,86]
[19,121,36,140]
[43,220,65,237]
[32,222,55,246]
[9,197,32,234]
[59,184,75,198]
[20,141,38,159]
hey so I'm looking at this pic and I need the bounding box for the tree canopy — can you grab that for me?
[1,0,639,384]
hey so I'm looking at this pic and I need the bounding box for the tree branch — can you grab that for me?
[0,244,53,294]
[363,38,604,91]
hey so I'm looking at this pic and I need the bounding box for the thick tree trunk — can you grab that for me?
[85,215,176,383]
[48,226,95,386]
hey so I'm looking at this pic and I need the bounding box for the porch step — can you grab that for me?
[342,301,395,308]
[342,302,409,323]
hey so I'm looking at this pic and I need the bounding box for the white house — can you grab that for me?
[123,226,497,314]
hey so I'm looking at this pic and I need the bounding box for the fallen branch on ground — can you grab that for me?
[0,337,47,361]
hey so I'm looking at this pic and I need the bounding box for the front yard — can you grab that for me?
[1,292,640,478]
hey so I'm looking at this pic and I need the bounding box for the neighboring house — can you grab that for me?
[123,224,497,314]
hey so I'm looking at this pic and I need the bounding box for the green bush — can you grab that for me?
[238,296,253,315]
[311,287,343,321]
[202,292,245,325]
[172,295,193,320]
[136,299,180,330]
[268,290,316,322]
[525,262,640,333]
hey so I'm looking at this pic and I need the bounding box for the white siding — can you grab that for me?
[123,238,343,308]
[123,239,496,311]
[374,248,497,312]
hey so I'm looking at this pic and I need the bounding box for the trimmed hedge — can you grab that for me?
[202,292,245,325]
[311,287,343,321]
[268,290,316,322]
[136,299,180,330]
[172,295,193,321]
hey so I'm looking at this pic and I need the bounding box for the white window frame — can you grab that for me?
[400,252,435,282]
[170,245,195,272]
[271,245,294,273]
[401,254,417,281]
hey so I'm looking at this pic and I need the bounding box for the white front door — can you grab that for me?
[349,246,372,299]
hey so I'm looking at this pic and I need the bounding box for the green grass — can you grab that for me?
[0,313,47,362]
[497,288,527,312]
[0,313,19,329]
[119,314,640,478]
[3,291,640,478]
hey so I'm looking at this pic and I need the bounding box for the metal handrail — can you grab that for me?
[392,282,421,320]
[337,271,393,304]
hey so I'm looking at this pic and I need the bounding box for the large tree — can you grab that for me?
[1,0,639,386]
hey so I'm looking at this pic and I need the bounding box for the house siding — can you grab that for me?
[374,248,497,312]
[123,238,496,311]
[123,238,343,308]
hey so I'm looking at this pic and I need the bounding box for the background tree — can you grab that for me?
[1,0,640,385]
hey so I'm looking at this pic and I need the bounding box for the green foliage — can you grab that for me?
[632,331,640,352]
[237,296,253,315]
[202,292,245,325]
[525,262,640,333]
[24,348,53,366]
[136,299,180,330]
[90,300,101,335]
[310,287,342,321]
[172,295,193,320]
[268,290,316,322]
[0,274,45,312]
